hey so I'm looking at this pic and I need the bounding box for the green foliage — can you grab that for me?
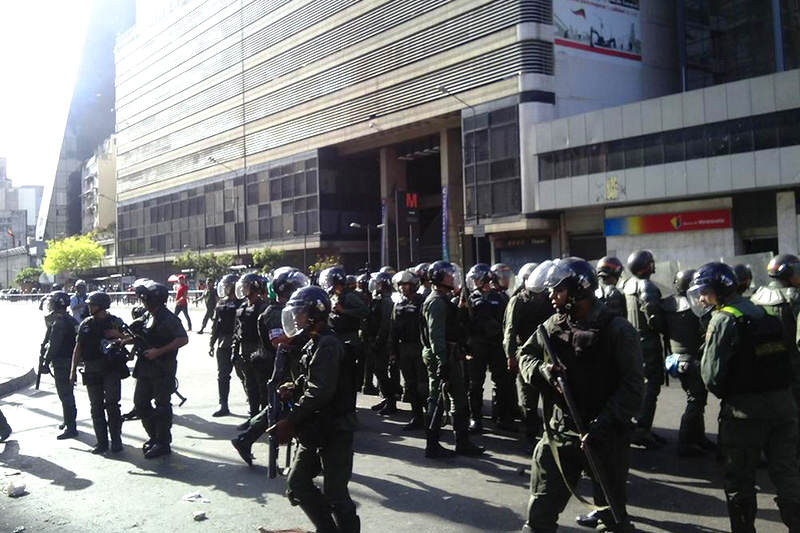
[15,266,42,286]
[42,235,104,275]
[252,247,286,273]
[308,255,341,274]
[172,251,234,281]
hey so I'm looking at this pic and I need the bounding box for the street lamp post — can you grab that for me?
[349,222,385,271]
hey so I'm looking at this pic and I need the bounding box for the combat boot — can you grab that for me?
[56,427,78,440]
[231,436,254,466]
[455,435,486,456]
[425,429,454,459]
[377,399,397,416]
[0,413,12,442]
[212,404,230,417]
[468,417,483,434]
[214,381,231,417]
[726,496,756,533]
[776,497,800,531]
[332,505,361,533]
[298,501,338,533]
[144,442,171,459]
[403,407,425,431]
[576,509,599,528]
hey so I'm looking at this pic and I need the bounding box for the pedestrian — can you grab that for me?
[195,277,218,334]
[70,279,89,322]
[693,262,800,530]
[233,273,269,427]
[273,285,361,533]
[43,291,79,440]
[131,280,188,458]
[70,291,127,454]
[391,269,427,430]
[421,260,484,458]
[208,274,240,417]
[518,257,642,532]
[173,275,192,331]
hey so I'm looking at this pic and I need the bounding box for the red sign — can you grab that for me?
[604,209,732,236]
[405,192,418,210]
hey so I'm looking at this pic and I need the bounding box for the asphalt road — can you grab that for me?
[0,302,787,532]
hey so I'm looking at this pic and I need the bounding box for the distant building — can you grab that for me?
[81,135,117,234]
[0,210,27,251]
[16,185,43,234]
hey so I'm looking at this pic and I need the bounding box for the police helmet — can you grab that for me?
[687,262,737,316]
[369,271,393,295]
[411,263,430,283]
[356,273,370,291]
[429,261,462,291]
[271,267,310,299]
[135,280,170,306]
[379,266,397,276]
[281,286,331,338]
[491,263,517,294]
[235,273,264,300]
[767,254,800,281]
[526,260,557,294]
[517,263,539,285]
[546,257,598,312]
[673,269,696,296]
[46,291,70,312]
[392,270,420,292]
[217,274,239,298]
[733,264,753,294]
[319,266,347,294]
[466,263,493,292]
[626,250,655,278]
[597,256,624,279]
[345,275,357,290]
[86,291,111,311]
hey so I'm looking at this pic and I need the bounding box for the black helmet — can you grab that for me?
[135,280,169,306]
[319,266,347,294]
[392,270,420,292]
[379,266,397,276]
[235,273,264,300]
[627,250,655,278]
[673,269,696,296]
[411,263,430,283]
[490,263,516,293]
[597,256,624,279]
[271,266,310,299]
[74,279,87,293]
[86,290,111,310]
[368,271,392,295]
[281,286,331,337]
[688,262,737,315]
[345,275,357,290]
[526,260,557,294]
[46,291,70,312]
[217,274,239,298]
[733,264,753,294]
[356,273,370,291]
[517,263,539,285]
[466,263,493,291]
[767,254,800,280]
[429,261,462,291]
[546,257,598,312]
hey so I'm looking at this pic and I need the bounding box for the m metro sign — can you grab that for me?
[604,209,731,236]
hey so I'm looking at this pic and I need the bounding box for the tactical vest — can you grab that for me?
[546,309,618,424]
[49,314,78,361]
[258,303,284,357]
[718,305,792,395]
[751,284,800,357]
[513,292,554,346]
[214,298,239,336]
[301,331,355,418]
[78,314,121,362]
[236,299,267,347]
[329,290,361,335]
[366,295,389,339]
[393,294,423,343]
[596,284,626,318]
[662,295,702,356]
[468,290,504,340]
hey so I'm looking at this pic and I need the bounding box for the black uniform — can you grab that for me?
[329,289,368,393]
[286,329,359,532]
[209,296,241,410]
[45,312,79,433]
[366,292,395,402]
[197,286,218,333]
[133,306,187,449]
[391,292,427,419]
[234,298,269,417]
[595,283,626,318]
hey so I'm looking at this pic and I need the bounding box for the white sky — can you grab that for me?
[0,1,92,187]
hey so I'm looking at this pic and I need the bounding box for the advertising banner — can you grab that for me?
[604,209,732,236]
[554,0,642,61]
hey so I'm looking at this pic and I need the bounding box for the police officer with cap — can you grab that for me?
[693,262,800,530]
[518,257,642,533]
[44,291,79,440]
[391,269,427,430]
[622,250,667,448]
[131,280,188,458]
[272,285,361,532]
[208,274,240,417]
[595,257,626,318]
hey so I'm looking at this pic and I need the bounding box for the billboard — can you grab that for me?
[604,209,732,236]
[554,0,642,61]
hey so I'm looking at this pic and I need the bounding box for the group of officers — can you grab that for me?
[16,249,800,533]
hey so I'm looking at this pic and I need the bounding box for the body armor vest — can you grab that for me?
[393,294,423,344]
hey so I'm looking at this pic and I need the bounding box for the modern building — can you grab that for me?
[0,210,28,251]
[81,135,117,235]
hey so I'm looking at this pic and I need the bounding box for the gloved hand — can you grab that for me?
[208,346,214,358]
[583,415,614,449]
[538,362,565,387]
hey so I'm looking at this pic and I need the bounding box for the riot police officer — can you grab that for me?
[504,261,555,447]
[366,271,398,415]
[693,262,800,531]
[70,279,89,322]
[518,258,642,533]
[43,291,79,440]
[131,280,188,459]
[491,263,516,304]
[733,264,754,296]
[320,266,368,394]
[663,269,714,456]
[273,285,360,533]
[421,261,483,458]
[391,270,427,430]
[208,274,240,417]
[622,250,667,448]
[595,256,626,318]
[233,273,270,424]
[69,291,127,454]
[463,264,514,433]
[513,263,539,297]
[412,262,432,300]
[354,273,375,394]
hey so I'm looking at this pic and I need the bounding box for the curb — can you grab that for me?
[0,368,36,398]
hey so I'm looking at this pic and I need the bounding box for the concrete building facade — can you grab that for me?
[81,135,117,235]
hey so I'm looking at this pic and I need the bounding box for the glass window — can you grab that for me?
[779,109,800,147]
[643,133,664,166]
[554,151,570,179]
[491,158,519,180]
[664,130,685,163]
[588,144,606,174]
[477,184,491,217]
[607,140,625,171]
[491,124,519,160]
[754,113,778,150]
[624,137,643,168]
[294,173,306,196]
[685,125,707,159]
[306,170,318,193]
[465,185,475,216]
[707,122,730,156]
[570,147,588,176]
[270,179,281,201]
[729,117,753,153]
[539,153,554,181]
[224,211,234,223]
[258,204,270,218]
[476,162,490,183]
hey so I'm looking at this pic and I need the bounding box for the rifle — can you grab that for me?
[427,380,447,431]
[268,343,295,479]
[35,343,50,390]
[536,324,623,526]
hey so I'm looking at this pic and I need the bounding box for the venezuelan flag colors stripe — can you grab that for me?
[604,209,731,236]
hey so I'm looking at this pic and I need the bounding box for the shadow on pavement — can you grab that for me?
[0,440,93,491]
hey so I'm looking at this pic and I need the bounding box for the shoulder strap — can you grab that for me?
[718,305,743,318]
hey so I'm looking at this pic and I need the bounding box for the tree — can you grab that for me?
[308,255,341,274]
[252,247,285,273]
[172,251,234,281]
[15,266,42,286]
[42,235,104,276]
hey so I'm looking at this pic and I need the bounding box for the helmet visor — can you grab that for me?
[687,281,714,317]
[217,280,229,298]
[450,264,463,292]
[319,270,336,293]
[368,276,382,294]
[499,271,517,295]
[526,261,554,293]
[281,304,308,338]
[235,279,248,300]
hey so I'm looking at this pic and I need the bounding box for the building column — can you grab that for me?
[777,191,799,254]
[379,146,406,268]
[440,128,464,264]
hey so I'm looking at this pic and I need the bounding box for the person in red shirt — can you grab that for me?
[174,275,192,331]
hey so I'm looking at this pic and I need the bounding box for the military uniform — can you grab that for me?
[329,289,368,393]
[366,292,395,403]
[702,295,800,531]
[45,312,79,435]
[622,276,665,435]
[518,299,643,532]
[197,286,218,333]
[662,293,709,453]
[752,281,800,401]
[392,291,427,422]
[209,296,241,412]
[234,297,269,417]
[286,329,360,533]
[504,289,554,442]
[595,283,626,319]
